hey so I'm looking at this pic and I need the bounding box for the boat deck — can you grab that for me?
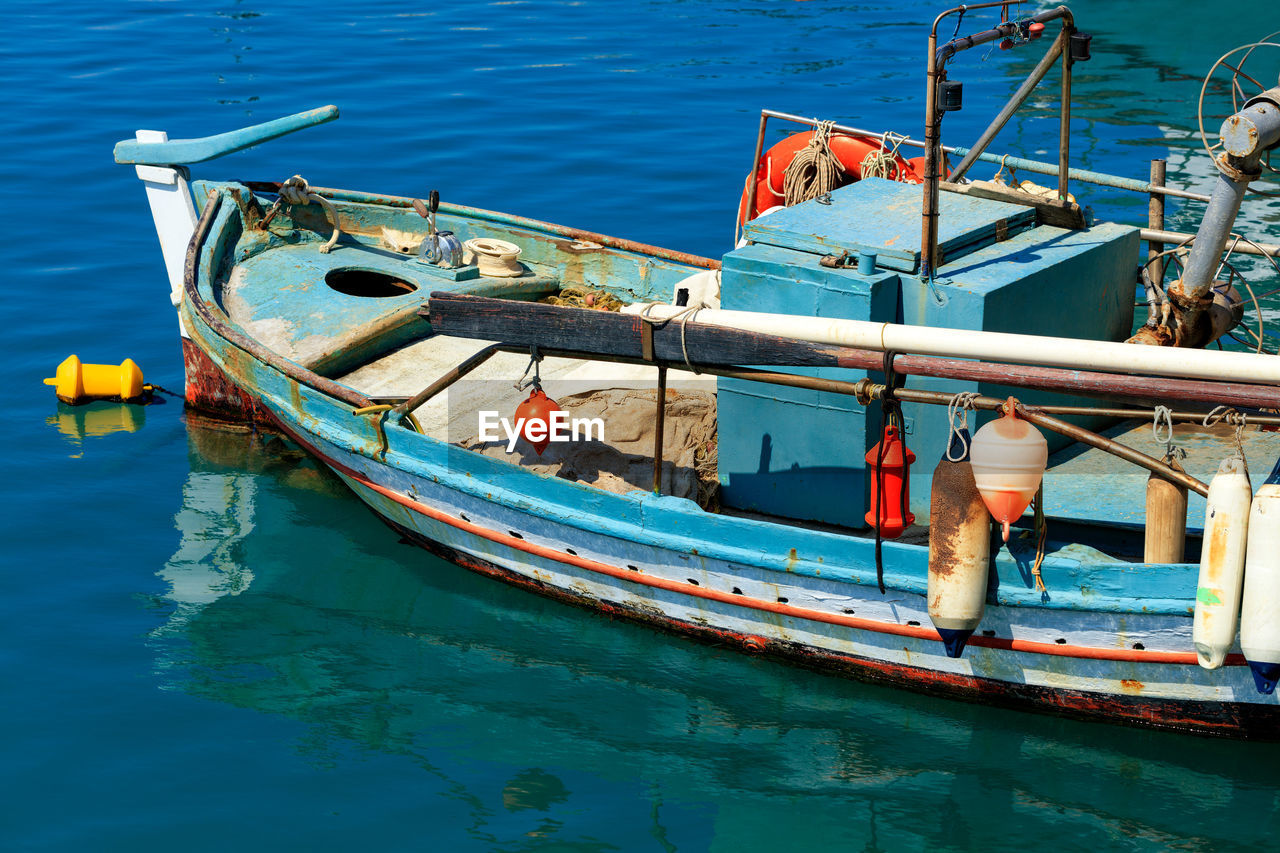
[1043,419,1280,534]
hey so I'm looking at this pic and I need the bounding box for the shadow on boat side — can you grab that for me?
[143,418,1280,849]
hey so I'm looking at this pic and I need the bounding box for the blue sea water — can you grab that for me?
[6,1,1280,850]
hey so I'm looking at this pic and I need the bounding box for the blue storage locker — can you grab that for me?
[718,178,1138,527]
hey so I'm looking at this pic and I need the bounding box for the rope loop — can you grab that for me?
[276,174,343,254]
[881,350,903,399]
[1204,405,1248,459]
[638,303,706,374]
[279,174,313,206]
[1152,404,1186,463]
[945,391,980,461]
[859,132,908,182]
[1152,404,1174,446]
[992,153,1018,187]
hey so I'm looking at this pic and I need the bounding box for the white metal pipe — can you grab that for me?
[623,303,1280,385]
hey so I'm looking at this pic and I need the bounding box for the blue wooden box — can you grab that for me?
[718,178,1139,528]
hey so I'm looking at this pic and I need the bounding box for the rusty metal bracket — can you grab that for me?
[1214,152,1263,184]
[819,250,858,269]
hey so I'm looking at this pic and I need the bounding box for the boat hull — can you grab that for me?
[264,404,1274,732]
[253,386,1278,737]
[175,188,1280,739]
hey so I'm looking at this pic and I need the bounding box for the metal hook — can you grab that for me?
[515,344,543,392]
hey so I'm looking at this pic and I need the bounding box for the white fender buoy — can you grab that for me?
[928,428,991,658]
[1241,458,1280,693]
[1193,456,1252,670]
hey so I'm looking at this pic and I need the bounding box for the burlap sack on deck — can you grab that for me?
[460,388,719,510]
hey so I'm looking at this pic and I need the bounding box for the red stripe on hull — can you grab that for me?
[386,517,1275,739]
[300,427,1222,667]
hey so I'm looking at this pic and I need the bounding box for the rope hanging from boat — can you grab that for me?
[1030,485,1049,601]
[782,120,845,206]
[873,350,909,595]
[1151,404,1188,465]
[266,175,343,253]
[945,391,980,461]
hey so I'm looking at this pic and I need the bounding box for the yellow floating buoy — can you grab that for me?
[44,355,147,404]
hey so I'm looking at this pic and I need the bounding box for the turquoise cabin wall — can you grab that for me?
[721,180,1139,526]
[900,220,1139,517]
[716,243,900,528]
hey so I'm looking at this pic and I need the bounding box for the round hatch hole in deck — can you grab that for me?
[325,268,419,298]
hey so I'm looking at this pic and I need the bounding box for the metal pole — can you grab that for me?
[754,112,1213,203]
[697,367,1208,496]
[922,4,1076,279]
[653,366,668,495]
[1058,20,1074,201]
[740,111,770,235]
[1148,159,1167,285]
[382,339,1253,493]
[392,344,502,421]
[1141,227,1280,258]
[949,30,1067,183]
[921,20,943,281]
[1165,93,1280,343]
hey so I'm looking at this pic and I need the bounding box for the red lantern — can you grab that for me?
[865,424,916,538]
[514,388,561,455]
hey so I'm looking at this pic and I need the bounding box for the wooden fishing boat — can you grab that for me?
[113,5,1280,736]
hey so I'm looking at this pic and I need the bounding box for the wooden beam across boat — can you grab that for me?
[424,292,1280,410]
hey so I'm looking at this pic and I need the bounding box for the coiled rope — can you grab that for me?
[859,131,907,181]
[782,120,845,206]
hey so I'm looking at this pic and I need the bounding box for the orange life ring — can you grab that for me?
[737,131,926,228]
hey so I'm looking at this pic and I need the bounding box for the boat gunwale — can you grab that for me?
[236,179,722,272]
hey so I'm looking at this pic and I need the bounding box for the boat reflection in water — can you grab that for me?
[149,420,1280,850]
